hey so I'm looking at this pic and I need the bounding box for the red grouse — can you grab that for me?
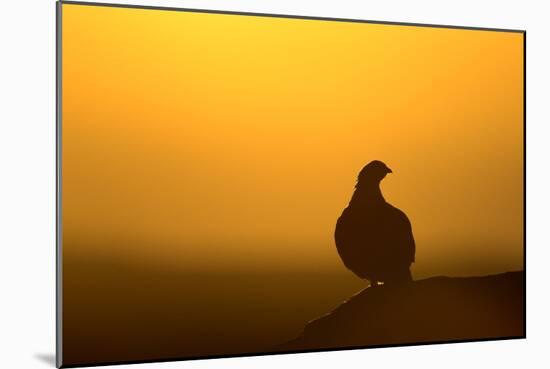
[335,160,415,286]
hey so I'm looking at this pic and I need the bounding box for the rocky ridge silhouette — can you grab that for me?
[280,271,524,350]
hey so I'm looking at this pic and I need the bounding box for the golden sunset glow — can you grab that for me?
[60,4,524,364]
[62,5,523,277]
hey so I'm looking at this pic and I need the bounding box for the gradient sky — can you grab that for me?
[62,4,524,278]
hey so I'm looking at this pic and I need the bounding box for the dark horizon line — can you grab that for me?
[59,0,526,34]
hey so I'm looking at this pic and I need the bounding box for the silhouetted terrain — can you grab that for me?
[63,254,524,366]
[280,271,524,351]
[62,256,364,366]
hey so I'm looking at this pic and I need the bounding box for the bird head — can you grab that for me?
[356,160,393,187]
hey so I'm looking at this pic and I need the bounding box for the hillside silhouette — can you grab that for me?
[279,271,524,351]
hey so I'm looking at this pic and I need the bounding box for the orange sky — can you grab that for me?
[61,4,524,278]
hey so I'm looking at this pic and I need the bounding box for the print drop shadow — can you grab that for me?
[34,353,56,367]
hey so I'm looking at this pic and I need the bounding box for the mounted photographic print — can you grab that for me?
[56,1,525,367]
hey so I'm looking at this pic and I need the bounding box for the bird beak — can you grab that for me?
[387,168,393,174]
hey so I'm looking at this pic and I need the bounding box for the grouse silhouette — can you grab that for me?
[335,160,415,286]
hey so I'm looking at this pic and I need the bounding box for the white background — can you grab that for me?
[1,0,548,368]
